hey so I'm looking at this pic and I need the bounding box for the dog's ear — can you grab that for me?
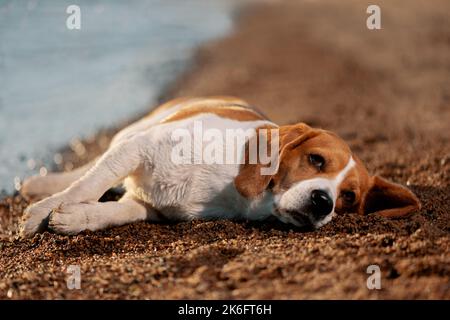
[361,175,421,218]
[234,161,273,198]
[234,125,276,198]
[234,123,314,198]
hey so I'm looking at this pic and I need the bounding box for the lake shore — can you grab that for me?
[0,0,449,299]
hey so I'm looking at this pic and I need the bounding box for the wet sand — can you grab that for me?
[0,0,449,299]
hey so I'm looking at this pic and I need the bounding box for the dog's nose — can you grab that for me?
[310,189,333,218]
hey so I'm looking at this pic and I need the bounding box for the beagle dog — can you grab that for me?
[20,96,420,237]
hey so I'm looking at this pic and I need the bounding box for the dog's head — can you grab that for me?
[234,123,420,229]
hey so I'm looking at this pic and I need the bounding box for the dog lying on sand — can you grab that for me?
[20,96,420,237]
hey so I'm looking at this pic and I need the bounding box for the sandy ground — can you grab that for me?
[0,0,449,299]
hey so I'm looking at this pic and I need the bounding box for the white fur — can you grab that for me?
[121,114,275,220]
[20,103,277,236]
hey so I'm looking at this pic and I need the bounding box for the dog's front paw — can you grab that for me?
[20,196,66,238]
[48,204,89,235]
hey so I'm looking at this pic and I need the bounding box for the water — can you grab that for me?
[0,0,243,196]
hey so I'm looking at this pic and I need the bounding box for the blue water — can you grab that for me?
[0,0,243,196]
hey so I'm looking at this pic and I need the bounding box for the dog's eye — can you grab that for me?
[308,154,325,169]
[341,190,356,204]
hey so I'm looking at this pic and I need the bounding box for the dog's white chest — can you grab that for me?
[122,114,274,221]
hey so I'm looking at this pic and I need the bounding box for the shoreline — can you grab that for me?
[0,0,449,299]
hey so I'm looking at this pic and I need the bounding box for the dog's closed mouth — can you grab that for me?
[275,208,314,228]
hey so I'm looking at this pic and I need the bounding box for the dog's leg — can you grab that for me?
[48,194,160,235]
[20,136,147,238]
[20,159,97,200]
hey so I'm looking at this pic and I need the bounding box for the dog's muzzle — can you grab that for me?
[276,188,335,228]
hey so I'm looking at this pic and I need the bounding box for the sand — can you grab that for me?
[0,0,449,299]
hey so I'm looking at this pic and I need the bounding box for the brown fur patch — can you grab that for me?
[143,96,264,123]
[145,96,251,119]
[145,97,195,118]
[161,103,265,123]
